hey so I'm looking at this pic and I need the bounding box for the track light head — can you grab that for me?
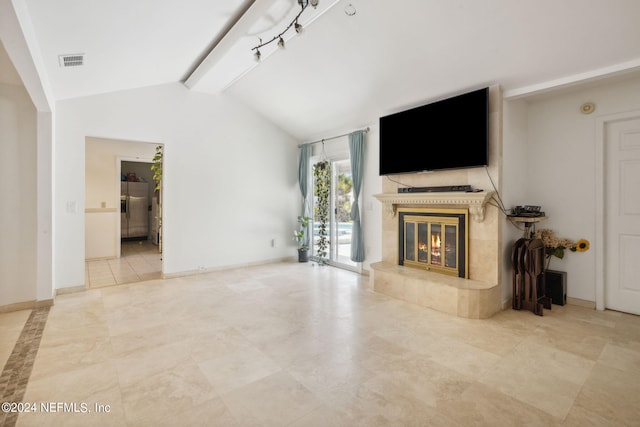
[251,0,317,59]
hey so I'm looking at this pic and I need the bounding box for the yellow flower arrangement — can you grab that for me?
[534,229,590,269]
[575,239,590,252]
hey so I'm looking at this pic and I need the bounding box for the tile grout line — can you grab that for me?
[0,307,50,427]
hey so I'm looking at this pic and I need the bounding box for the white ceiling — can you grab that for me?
[8,0,640,141]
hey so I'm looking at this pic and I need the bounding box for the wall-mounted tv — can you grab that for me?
[379,87,489,175]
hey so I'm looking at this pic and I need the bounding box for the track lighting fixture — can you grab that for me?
[251,0,318,60]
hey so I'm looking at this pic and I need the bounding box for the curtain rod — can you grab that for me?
[298,127,370,148]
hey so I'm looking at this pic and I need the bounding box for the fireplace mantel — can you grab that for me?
[373,191,494,222]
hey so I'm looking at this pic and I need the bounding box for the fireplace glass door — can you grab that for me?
[399,209,468,278]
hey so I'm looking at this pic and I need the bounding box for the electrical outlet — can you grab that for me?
[271,238,276,248]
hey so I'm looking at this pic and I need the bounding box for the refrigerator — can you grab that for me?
[121,182,149,239]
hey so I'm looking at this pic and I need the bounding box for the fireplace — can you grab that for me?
[370,85,501,319]
[398,208,468,278]
[371,190,501,319]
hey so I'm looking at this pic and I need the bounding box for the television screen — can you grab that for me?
[379,87,489,175]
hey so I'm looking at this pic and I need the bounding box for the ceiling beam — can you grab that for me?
[183,0,268,89]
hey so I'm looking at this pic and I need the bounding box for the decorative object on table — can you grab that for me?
[511,205,544,217]
[533,228,590,270]
[313,160,331,265]
[532,228,589,306]
[293,216,311,263]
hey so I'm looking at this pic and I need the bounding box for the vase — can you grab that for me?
[298,249,309,263]
[545,270,567,305]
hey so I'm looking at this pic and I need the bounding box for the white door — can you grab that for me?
[605,117,640,314]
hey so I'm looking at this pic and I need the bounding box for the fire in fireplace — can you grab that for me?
[398,208,468,278]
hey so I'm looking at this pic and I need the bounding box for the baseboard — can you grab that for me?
[162,257,294,279]
[0,300,36,314]
[56,285,87,296]
[566,297,596,309]
[0,298,54,314]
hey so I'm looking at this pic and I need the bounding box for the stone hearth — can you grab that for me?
[372,191,501,319]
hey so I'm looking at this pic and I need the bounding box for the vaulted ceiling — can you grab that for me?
[5,0,640,140]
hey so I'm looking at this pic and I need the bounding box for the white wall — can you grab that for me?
[517,75,640,303]
[361,123,382,273]
[501,99,529,304]
[56,83,299,289]
[0,82,37,305]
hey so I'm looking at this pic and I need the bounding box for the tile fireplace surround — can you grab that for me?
[371,191,501,319]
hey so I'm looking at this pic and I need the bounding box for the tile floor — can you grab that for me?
[0,308,49,427]
[85,240,162,288]
[0,262,639,426]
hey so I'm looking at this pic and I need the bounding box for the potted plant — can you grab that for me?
[150,145,163,191]
[293,216,311,262]
[313,160,331,265]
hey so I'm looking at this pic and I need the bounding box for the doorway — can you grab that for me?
[84,137,163,288]
[311,158,360,271]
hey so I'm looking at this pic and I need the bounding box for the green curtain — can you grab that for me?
[298,144,312,248]
[349,130,365,262]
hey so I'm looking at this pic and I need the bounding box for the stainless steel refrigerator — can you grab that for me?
[121,181,149,239]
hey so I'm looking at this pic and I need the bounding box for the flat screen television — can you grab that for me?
[379,87,489,175]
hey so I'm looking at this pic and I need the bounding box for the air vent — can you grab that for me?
[58,54,84,67]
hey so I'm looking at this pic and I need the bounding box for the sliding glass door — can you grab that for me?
[312,158,359,271]
[332,160,357,268]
